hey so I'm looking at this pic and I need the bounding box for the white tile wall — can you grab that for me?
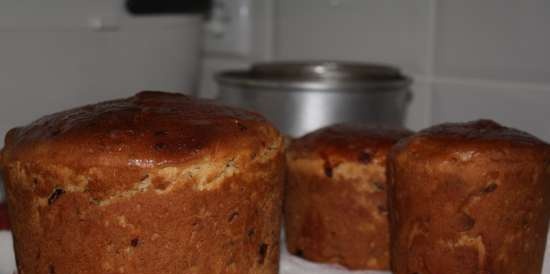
[0,17,203,138]
[435,0,550,84]
[0,0,117,29]
[198,57,250,99]
[274,0,432,76]
[198,0,275,99]
[432,0,550,141]
[432,79,550,141]
[406,79,433,131]
[202,0,550,139]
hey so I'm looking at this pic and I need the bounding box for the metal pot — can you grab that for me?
[216,61,412,137]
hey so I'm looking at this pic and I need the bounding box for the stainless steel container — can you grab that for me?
[216,61,412,137]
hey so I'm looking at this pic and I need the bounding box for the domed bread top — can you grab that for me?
[289,123,412,163]
[391,119,550,162]
[1,91,282,170]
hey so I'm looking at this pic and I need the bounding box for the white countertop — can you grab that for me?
[0,230,549,274]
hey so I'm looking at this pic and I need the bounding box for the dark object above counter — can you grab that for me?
[126,0,212,15]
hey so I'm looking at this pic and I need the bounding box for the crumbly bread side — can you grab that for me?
[0,91,286,274]
[388,120,550,274]
[285,157,389,270]
[284,124,412,270]
[3,136,285,274]
[1,91,278,174]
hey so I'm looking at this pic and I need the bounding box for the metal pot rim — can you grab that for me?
[216,72,412,91]
[215,61,413,91]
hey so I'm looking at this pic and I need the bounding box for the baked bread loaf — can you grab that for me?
[284,123,412,270]
[0,91,285,274]
[388,120,550,274]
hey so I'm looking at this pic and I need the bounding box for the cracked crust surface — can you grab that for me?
[284,123,412,270]
[388,120,550,274]
[1,91,280,177]
[0,91,285,274]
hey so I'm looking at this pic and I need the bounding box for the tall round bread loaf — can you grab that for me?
[0,91,285,274]
[388,120,550,274]
[284,123,412,270]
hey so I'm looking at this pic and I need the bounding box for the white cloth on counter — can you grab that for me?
[280,245,388,274]
[0,231,15,274]
[0,230,549,274]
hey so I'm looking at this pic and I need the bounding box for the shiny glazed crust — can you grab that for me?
[388,120,550,274]
[0,91,285,274]
[284,124,412,270]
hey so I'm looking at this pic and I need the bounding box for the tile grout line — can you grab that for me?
[433,76,550,92]
[411,74,550,92]
[423,0,438,126]
[264,0,276,61]
[267,0,278,61]
[425,0,437,78]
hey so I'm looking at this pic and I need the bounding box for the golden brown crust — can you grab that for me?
[1,91,282,198]
[285,124,412,270]
[0,91,285,274]
[388,119,550,274]
[290,123,412,164]
[1,91,277,171]
[391,119,548,160]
